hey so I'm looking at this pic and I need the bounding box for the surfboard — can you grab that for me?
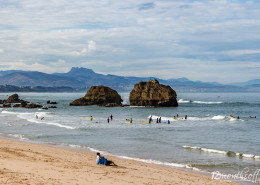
[125,122,133,124]
[140,122,151,124]
[82,119,91,120]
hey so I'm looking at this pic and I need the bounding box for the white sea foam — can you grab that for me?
[200,148,226,154]
[192,101,223,104]
[242,154,255,158]
[1,110,17,114]
[254,155,260,159]
[177,99,223,104]
[148,115,222,122]
[183,146,259,160]
[212,115,226,120]
[178,99,190,103]
[8,134,29,140]
[42,122,76,130]
[2,110,76,130]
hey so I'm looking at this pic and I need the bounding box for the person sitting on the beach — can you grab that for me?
[96,152,116,166]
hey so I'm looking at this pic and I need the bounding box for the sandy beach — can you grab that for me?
[0,138,239,185]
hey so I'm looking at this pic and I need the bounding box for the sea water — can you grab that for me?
[0,92,259,180]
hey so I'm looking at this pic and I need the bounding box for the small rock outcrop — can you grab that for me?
[129,79,178,107]
[0,94,43,108]
[47,100,57,104]
[25,103,43,109]
[70,86,122,106]
[5,94,20,103]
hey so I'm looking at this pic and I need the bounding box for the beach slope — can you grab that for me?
[0,138,238,185]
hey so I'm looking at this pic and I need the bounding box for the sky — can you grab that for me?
[0,0,260,83]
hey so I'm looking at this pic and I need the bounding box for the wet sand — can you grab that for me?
[0,138,239,185]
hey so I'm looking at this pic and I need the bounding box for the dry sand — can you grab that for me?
[0,138,239,185]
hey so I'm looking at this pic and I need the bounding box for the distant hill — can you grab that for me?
[0,67,258,92]
[0,85,74,92]
[230,79,260,87]
[0,71,82,87]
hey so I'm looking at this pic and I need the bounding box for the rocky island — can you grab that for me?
[129,79,178,107]
[70,86,122,107]
[0,94,57,109]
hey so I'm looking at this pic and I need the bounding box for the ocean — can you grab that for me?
[0,92,259,183]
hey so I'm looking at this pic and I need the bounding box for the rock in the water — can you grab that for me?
[5,94,20,103]
[47,100,57,104]
[1,104,11,108]
[70,86,122,106]
[129,79,178,107]
[48,106,57,108]
[25,103,43,109]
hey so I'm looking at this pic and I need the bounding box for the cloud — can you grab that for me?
[138,2,155,10]
[71,40,96,56]
[224,49,260,56]
[0,0,260,83]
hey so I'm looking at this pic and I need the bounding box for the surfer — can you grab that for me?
[130,118,132,123]
[168,120,170,124]
[159,117,161,123]
[90,116,93,121]
[177,114,179,118]
[107,117,110,123]
[156,118,159,123]
[96,152,116,166]
[110,114,113,120]
[185,115,187,119]
[173,116,176,119]
[35,115,38,119]
[149,116,152,123]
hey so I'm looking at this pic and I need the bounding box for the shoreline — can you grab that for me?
[0,136,239,185]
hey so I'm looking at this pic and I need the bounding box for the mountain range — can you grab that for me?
[0,67,259,92]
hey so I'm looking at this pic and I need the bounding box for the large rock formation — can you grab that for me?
[70,86,122,106]
[129,79,178,107]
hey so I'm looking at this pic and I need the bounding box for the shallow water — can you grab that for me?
[0,92,259,179]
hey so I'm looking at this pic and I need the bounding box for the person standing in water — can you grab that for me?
[110,114,113,121]
[149,116,152,123]
[90,116,93,121]
[159,117,161,123]
[107,117,110,123]
[130,118,133,123]
[185,115,187,120]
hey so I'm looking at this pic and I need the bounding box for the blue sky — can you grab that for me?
[0,0,260,83]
